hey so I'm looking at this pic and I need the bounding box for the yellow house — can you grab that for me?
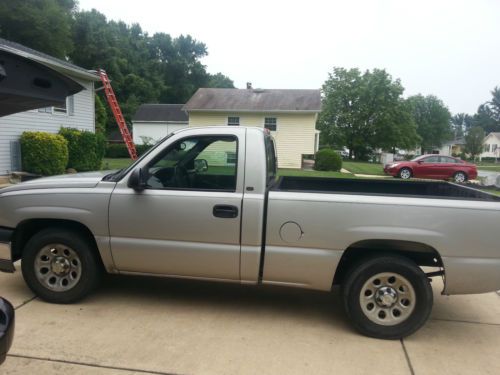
[183,87,321,169]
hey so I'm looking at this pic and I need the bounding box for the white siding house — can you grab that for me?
[480,132,500,160]
[0,38,99,174]
[132,104,188,145]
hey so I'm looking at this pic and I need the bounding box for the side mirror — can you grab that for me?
[194,159,208,173]
[128,168,148,191]
[0,298,15,365]
[417,160,423,164]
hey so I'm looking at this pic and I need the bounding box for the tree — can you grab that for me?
[68,10,233,133]
[451,113,468,138]
[208,73,235,88]
[318,67,419,159]
[465,126,485,160]
[472,104,498,134]
[489,86,500,122]
[406,95,452,154]
[0,0,76,58]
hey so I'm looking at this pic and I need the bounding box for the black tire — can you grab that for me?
[398,167,412,179]
[21,228,101,304]
[453,171,467,183]
[342,255,433,339]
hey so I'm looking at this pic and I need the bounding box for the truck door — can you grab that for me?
[108,132,244,280]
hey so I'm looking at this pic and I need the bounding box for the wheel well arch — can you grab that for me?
[11,219,103,268]
[333,239,444,285]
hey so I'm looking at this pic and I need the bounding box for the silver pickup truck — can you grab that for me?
[1,127,500,339]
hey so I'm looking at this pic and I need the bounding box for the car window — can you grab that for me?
[440,156,457,164]
[145,135,237,191]
[422,156,440,163]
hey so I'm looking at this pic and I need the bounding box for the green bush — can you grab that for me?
[59,128,106,171]
[314,148,342,171]
[105,143,152,158]
[20,132,68,176]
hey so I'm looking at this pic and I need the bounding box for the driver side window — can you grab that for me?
[145,135,238,191]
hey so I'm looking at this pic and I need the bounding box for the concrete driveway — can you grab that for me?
[1,263,500,375]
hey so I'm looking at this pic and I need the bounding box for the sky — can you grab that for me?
[78,0,500,115]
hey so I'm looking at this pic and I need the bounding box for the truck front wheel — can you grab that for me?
[21,228,101,304]
[342,255,433,339]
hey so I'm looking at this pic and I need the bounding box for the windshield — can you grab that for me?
[411,155,428,162]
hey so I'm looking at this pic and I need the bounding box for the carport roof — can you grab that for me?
[0,37,99,81]
[183,88,321,113]
[133,104,189,122]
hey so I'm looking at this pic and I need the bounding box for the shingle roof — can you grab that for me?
[132,104,189,122]
[0,37,99,81]
[183,88,321,112]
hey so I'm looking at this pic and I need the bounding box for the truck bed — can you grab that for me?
[273,176,500,201]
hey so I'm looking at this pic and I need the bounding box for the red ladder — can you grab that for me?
[97,69,138,160]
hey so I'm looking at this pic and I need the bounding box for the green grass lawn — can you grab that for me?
[102,158,134,170]
[476,165,500,172]
[342,161,385,175]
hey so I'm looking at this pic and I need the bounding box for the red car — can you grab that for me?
[384,154,477,183]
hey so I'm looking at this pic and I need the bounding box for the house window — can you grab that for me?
[53,98,67,114]
[264,117,277,131]
[38,107,52,113]
[484,144,491,153]
[227,116,240,126]
[493,144,498,152]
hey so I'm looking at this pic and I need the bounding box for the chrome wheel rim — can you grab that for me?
[359,272,416,326]
[454,173,465,183]
[34,244,82,292]
[400,169,411,179]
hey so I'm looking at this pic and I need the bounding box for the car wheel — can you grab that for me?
[398,168,412,179]
[21,228,101,304]
[453,171,467,183]
[342,255,433,339]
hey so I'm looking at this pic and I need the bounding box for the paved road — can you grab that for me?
[1,264,500,375]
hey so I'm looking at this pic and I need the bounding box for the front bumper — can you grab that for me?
[383,166,398,176]
[0,228,14,273]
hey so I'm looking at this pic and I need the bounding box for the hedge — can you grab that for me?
[314,148,342,171]
[59,128,106,171]
[20,132,68,176]
[105,143,152,158]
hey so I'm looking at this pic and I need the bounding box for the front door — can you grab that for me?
[414,155,441,178]
[108,134,243,280]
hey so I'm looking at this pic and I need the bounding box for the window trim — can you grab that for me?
[264,117,278,132]
[143,134,240,193]
[53,98,68,115]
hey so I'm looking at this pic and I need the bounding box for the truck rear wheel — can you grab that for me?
[21,228,101,304]
[342,255,432,339]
